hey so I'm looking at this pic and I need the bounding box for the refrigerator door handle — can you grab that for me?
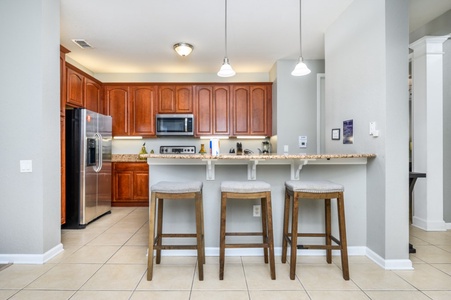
[93,133,103,173]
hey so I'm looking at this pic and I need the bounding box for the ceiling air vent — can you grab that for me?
[72,39,93,49]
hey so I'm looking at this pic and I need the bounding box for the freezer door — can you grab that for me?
[97,114,112,216]
[81,109,99,224]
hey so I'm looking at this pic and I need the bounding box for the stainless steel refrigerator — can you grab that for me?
[64,108,112,229]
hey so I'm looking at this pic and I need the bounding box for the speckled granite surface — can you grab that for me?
[112,154,147,162]
[139,153,376,160]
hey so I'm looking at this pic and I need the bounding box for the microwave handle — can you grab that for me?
[185,118,187,132]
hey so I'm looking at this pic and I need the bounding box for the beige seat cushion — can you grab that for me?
[151,181,203,193]
[285,180,343,193]
[221,181,271,193]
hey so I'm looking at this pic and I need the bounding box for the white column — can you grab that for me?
[410,36,449,231]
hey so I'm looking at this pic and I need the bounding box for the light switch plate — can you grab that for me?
[369,122,376,135]
[20,160,32,172]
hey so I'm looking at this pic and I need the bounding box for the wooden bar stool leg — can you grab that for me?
[289,193,299,280]
[147,193,157,281]
[199,192,206,265]
[337,193,350,280]
[155,197,164,264]
[266,192,276,280]
[281,189,290,263]
[325,198,332,264]
[195,192,204,280]
[261,196,269,264]
[219,192,227,280]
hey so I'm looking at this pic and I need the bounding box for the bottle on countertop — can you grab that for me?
[139,142,148,160]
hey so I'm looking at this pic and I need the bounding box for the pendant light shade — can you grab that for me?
[292,0,310,76]
[218,0,235,77]
[173,43,194,56]
[291,57,311,76]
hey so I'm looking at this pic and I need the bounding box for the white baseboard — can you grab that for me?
[446,223,451,230]
[366,248,413,270]
[412,216,446,231]
[0,243,63,264]
[2,244,412,271]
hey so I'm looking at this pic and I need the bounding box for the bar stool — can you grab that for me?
[147,181,205,281]
[281,180,349,280]
[219,181,275,280]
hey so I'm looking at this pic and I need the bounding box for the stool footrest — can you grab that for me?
[225,243,270,249]
[297,245,342,250]
[159,233,198,238]
[225,232,263,236]
[155,245,199,250]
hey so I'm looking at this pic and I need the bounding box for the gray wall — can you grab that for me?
[0,0,61,260]
[324,0,409,260]
[445,40,451,223]
[271,60,325,155]
[409,10,451,223]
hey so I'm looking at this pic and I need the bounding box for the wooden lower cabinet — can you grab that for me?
[112,162,149,207]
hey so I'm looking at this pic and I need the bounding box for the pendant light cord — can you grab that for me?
[224,0,228,58]
[299,0,303,58]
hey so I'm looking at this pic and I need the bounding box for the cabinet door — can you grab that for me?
[158,85,193,113]
[175,85,193,113]
[232,85,271,136]
[66,67,84,107]
[232,86,250,135]
[114,170,134,202]
[105,86,129,136]
[194,86,213,136]
[213,86,230,135]
[130,86,157,136]
[133,171,149,200]
[249,85,270,135]
[158,86,175,113]
[85,78,102,113]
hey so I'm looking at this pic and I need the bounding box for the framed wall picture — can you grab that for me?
[343,119,354,144]
[332,128,340,140]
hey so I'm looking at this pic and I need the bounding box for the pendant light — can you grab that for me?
[217,0,235,77]
[292,0,311,76]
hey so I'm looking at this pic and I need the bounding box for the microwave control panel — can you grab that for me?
[160,146,196,154]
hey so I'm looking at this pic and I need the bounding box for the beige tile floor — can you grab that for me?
[1,207,451,299]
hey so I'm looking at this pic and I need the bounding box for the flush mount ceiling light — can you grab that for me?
[291,0,311,76]
[173,42,194,56]
[217,0,235,77]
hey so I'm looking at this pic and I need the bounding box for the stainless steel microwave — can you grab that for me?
[156,114,194,136]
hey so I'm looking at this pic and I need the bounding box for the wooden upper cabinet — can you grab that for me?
[194,86,213,135]
[194,85,230,136]
[232,84,272,136]
[213,86,230,135]
[232,86,250,135]
[104,85,130,136]
[130,86,157,136]
[158,85,193,113]
[85,77,103,113]
[66,66,84,108]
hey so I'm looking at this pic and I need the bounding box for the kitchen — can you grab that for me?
[2,0,451,296]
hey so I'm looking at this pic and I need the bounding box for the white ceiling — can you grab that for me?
[60,0,451,74]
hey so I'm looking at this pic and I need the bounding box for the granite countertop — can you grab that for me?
[139,153,376,160]
[112,154,148,162]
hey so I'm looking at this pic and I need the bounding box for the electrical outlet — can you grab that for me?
[299,136,307,148]
[253,205,261,217]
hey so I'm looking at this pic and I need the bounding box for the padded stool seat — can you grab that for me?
[219,181,275,280]
[282,180,349,280]
[147,181,205,281]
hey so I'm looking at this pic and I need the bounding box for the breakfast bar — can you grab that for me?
[143,153,376,257]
